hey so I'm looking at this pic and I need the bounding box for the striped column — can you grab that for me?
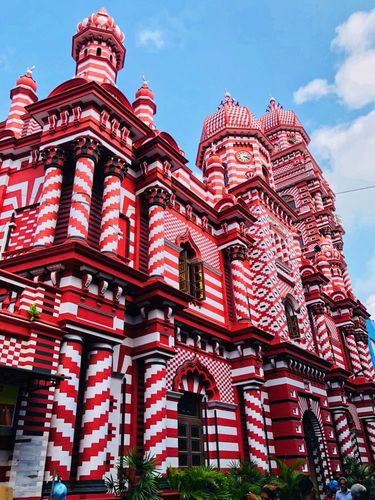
[45,334,82,481]
[227,244,249,321]
[99,156,127,255]
[144,187,170,277]
[243,384,268,473]
[144,357,168,470]
[343,327,362,374]
[364,420,375,462]
[67,137,100,241]
[310,304,333,361]
[356,337,375,378]
[76,343,113,481]
[333,409,355,458]
[33,147,66,248]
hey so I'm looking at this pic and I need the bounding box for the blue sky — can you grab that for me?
[1,1,375,314]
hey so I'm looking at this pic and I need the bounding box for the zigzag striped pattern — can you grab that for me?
[365,421,375,461]
[231,260,250,321]
[99,174,121,254]
[333,411,355,458]
[243,387,268,472]
[148,205,165,276]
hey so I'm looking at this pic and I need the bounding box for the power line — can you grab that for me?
[336,184,375,195]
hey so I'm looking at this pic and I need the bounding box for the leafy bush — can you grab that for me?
[105,449,162,500]
[342,456,375,498]
[167,465,232,500]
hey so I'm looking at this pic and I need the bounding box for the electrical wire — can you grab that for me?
[336,184,375,195]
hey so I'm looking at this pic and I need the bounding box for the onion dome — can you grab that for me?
[200,92,263,142]
[206,153,222,167]
[260,97,309,142]
[77,7,124,43]
[315,235,342,264]
[135,80,154,100]
[15,67,37,92]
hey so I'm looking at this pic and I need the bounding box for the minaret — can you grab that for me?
[133,78,156,128]
[5,67,37,138]
[72,7,125,85]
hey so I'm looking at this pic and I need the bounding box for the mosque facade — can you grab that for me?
[0,8,374,499]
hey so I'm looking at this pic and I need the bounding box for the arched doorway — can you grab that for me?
[303,410,326,496]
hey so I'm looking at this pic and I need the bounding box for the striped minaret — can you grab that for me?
[99,156,127,255]
[227,244,250,321]
[33,147,66,248]
[343,327,363,374]
[5,67,37,137]
[333,409,355,458]
[204,153,225,201]
[76,343,113,481]
[67,137,100,241]
[144,187,170,277]
[45,335,82,481]
[133,80,156,128]
[243,384,268,473]
[310,304,334,361]
[144,357,168,470]
[73,8,125,85]
[365,420,375,462]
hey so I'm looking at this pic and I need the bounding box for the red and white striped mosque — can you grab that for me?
[0,7,374,500]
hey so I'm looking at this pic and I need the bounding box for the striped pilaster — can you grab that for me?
[99,156,127,255]
[45,335,82,480]
[310,305,333,361]
[145,187,170,277]
[67,137,100,241]
[357,339,375,378]
[344,330,363,374]
[243,385,268,473]
[365,420,375,462]
[76,343,113,481]
[33,147,65,248]
[144,358,168,470]
[333,410,355,458]
[342,265,354,295]
[227,244,249,321]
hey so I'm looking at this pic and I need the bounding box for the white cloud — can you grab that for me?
[332,8,375,54]
[365,295,375,319]
[311,109,375,227]
[136,29,166,50]
[293,79,334,104]
[294,8,375,108]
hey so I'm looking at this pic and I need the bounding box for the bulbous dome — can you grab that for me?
[315,235,342,264]
[200,92,263,142]
[135,81,154,100]
[206,153,222,166]
[260,97,302,132]
[77,7,124,42]
[16,67,37,92]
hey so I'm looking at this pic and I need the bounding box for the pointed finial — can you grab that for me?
[99,7,108,13]
[142,75,149,86]
[224,89,231,99]
[26,65,35,77]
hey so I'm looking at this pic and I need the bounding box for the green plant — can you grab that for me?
[167,465,232,500]
[226,460,264,498]
[271,458,306,500]
[342,456,375,498]
[28,304,40,321]
[105,449,162,499]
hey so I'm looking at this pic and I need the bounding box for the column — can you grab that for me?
[356,335,375,378]
[45,334,82,480]
[99,156,127,255]
[76,343,113,481]
[343,327,363,374]
[243,384,268,473]
[227,244,249,321]
[364,419,375,462]
[314,191,324,211]
[67,136,100,241]
[33,147,65,248]
[310,304,334,361]
[333,409,355,458]
[144,357,168,470]
[144,187,170,277]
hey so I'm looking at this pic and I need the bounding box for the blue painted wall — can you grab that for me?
[366,319,375,368]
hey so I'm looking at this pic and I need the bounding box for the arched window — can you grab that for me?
[262,166,269,183]
[84,48,88,57]
[282,194,296,210]
[179,242,205,300]
[96,47,102,56]
[285,298,300,339]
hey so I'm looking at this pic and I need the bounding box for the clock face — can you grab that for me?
[236,150,252,163]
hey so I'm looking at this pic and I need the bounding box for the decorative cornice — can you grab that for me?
[73,136,101,162]
[104,155,128,181]
[41,146,66,171]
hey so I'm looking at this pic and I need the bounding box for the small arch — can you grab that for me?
[84,48,88,57]
[173,358,219,400]
[96,47,102,56]
[302,410,328,495]
[284,294,300,339]
[262,165,269,182]
[176,229,201,260]
[281,194,297,210]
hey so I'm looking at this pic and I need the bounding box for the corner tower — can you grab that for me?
[72,7,125,84]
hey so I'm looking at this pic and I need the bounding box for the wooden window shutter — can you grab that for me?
[179,250,190,293]
[190,260,205,300]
